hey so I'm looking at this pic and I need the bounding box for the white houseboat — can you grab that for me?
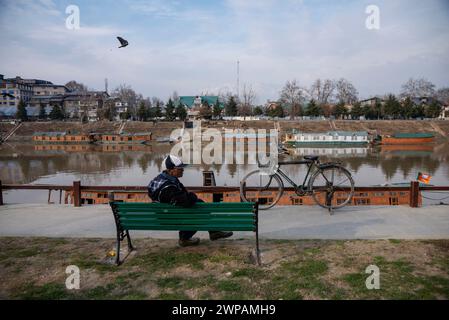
[284,131,369,146]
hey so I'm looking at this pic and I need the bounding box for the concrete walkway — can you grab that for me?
[0,203,448,240]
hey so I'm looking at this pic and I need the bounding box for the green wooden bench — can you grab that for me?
[109,198,260,265]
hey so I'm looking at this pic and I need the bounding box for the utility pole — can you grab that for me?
[237,60,240,100]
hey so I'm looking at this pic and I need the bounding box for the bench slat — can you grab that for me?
[120,224,255,231]
[118,213,255,219]
[120,218,254,225]
[116,208,254,214]
[115,202,255,208]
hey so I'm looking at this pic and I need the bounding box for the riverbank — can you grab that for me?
[1,236,448,299]
[1,120,449,142]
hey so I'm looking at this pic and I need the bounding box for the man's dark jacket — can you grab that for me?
[148,172,199,207]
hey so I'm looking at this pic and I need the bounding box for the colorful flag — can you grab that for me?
[417,172,431,184]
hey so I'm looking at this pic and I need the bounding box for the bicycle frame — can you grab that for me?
[274,160,317,192]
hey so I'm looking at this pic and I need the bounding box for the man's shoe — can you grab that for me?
[210,231,233,241]
[178,237,200,247]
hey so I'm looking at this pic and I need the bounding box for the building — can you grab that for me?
[0,75,33,110]
[0,74,110,121]
[63,91,109,121]
[32,84,69,96]
[179,96,224,119]
[438,104,449,120]
[104,97,129,120]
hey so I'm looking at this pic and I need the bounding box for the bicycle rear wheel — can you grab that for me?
[309,165,354,209]
[240,170,284,210]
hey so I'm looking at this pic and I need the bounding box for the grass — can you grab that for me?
[1,237,448,300]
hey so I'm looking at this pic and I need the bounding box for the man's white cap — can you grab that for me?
[162,155,187,170]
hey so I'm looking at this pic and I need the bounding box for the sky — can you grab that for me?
[0,0,448,104]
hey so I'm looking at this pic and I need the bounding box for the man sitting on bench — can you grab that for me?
[148,155,233,247]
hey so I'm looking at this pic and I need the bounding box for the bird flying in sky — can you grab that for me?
[117,36,129,48]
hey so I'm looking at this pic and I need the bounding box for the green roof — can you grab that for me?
[179,96,224,109]
[392,133,434,138]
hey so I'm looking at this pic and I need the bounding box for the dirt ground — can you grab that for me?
[2,120,449,142]
[0,237,448,300]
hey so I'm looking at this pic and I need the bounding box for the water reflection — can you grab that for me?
[0,142,448,188]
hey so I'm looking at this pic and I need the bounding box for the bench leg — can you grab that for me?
[115,233,121,266]
[126,231,135,251]
[255,203,261,266]
[256,230,261,266]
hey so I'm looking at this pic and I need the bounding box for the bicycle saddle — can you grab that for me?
[303,155,319,161]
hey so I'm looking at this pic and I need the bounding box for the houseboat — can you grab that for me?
[284,131,369,147]
[380,133,435,145]
[33,132,94,144]
[33,132,152,145]
[100,132,152,144]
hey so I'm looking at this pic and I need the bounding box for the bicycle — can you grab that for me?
[239,155,355,211]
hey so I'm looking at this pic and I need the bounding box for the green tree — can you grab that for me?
[225,96,238,116]
[383,94,401,119]
[49,104,64,120]
[121,110,131,120]
[16,99,28,121]
[38,103,47,120]
[305,99,321,117]
[175,103,187,121]
[362,105,378,120]
[165,98,176,121]
[108,106,117,121]
[402,97,415,119]
[425,100,442,118]
[253,106,264,116]
[334,101,348,119]
[137,101,148,121]
[199,101,212,119]
[212,100,222,118]
[267,104,284,118]
[153,105,162,119]
[411,104,424,119]
[373,100,383,119]
[350,102,363,119]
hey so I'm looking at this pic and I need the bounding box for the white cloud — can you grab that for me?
[0,0,448,103]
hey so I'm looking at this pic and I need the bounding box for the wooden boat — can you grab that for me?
[381,133,434,145]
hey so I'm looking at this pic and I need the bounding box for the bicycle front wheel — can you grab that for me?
[309,165,354,209]
[240,170,284,210]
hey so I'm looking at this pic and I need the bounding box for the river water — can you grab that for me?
[1,141,449,204]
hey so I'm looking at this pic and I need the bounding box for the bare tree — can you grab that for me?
[279,79,305,119]
[111,84,138,117]
[65,80,88,92]
[308,79,336,105]
[151,97,163,108]
[436,87,449,104]
[335,78,358,104]
[172,91,179,103]
[400,78,436,98]
[239,84,256,116]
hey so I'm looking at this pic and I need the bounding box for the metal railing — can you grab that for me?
[1,180,448,208]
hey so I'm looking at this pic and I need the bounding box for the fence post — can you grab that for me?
[0,180,3,206]
[73,181,81,207]
[409,181,419,208]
